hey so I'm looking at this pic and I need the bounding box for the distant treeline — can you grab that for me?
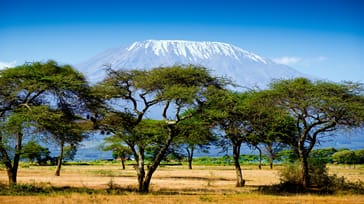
[190,147,364,165]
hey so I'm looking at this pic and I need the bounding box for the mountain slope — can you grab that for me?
[73,40,363,161]
[76,40,308,88]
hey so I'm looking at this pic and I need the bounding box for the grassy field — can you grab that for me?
[0,163,363,203]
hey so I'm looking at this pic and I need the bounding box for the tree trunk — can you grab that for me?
[136,147,146,192]
[265,143,274,169]
[0,135,17,187]
[137,126,176,193]
[0,131,23,187]
[300,155,310,188]
[121,159,126,170]
[7,131,23,186]
[55,140,64,176]
[232,142,245,187]
[186,146,194,170]
[257,146,262,170]
[298,135,310,188]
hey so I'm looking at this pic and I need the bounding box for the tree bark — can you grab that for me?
[137,126,176,193]
[300,155,310,188]
[232,142,245,187]
[0,131,23,187]
[298,133,310,188]
[55,140,64,176]
[8,132,22,186]
[0,138,16,186]
[121,158,126,170]
[186,146,194,170]
[136,147,146,192]
[257,146,262,170]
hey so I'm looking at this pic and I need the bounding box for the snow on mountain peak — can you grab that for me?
[125,40,268,64]
[76,39,309,88]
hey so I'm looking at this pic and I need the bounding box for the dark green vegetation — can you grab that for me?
[1,61,364,193]
[0,61,98,186]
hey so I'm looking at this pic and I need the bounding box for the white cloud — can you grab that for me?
[273,56,328,67]
[315,56,328,62]
[0,60,17,69]
[273,56,302,66]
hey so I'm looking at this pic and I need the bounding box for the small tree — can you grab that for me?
[63,144,77,161]
[332,150,358,165]
[175,111,217,169]
[310,148,337,164]
[22,140,50,164]
[100,135,133,170]
[355,149,364,164]
[39,113,90,176]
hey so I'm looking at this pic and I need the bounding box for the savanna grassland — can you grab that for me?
[0,162,363,204]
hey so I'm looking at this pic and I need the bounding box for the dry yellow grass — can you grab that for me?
[0,163,363,204]
[0,164,282,191]
[1,194,364,204]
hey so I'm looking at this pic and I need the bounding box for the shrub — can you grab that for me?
[279,158,364,194]
[332,150,358,164]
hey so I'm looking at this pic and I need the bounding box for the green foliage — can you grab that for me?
[267,78,364,187]
[276,149,298,163]
[95,65,227,192]
[0,61,95,185]
[279,158,333,191]
[355,149,364,163]
[63,145,77,161]
[310,148,338,164]
[332,149,360,164]
[100,134,133,160]
[279,158,364,193]
[191,154,268,165]
[22,140,50,164]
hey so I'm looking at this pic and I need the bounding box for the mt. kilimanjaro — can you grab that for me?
[76,39,308,88]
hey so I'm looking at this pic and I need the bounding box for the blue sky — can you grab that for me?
[1,0,363,82]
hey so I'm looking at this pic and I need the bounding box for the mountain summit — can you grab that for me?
[76,40,307,88]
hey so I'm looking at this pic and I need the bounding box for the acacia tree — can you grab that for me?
[244,91,297,169]
[0,61,94,185]
[95,65,224,192]
[22,140,50,164]
[174,111,217,169]
[203,89,252,187]
[36,111,90,176]
[267,78,364,188]
[100,133,134,170]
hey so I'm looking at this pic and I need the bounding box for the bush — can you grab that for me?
[332,150,358,164]
[280,159,330,187]
[279,158,364,194]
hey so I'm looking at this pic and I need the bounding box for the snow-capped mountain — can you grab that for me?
[73,40,363,161]
[76,40,308,88]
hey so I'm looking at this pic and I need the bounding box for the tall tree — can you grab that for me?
[244,91,297,169]
[0,61,94,186]
[268,78,364,188]
[203,89,252,187]
[36,110,90,176]
[95,65,224,192]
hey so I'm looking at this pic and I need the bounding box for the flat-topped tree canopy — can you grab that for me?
[267,77,364,188]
